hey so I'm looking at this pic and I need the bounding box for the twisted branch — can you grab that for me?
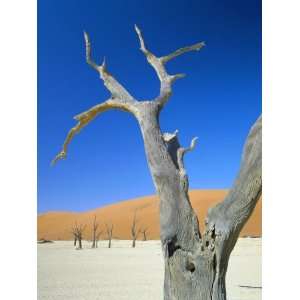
[51,99,135,165]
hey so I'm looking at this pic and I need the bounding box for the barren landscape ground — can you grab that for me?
[38,238,261,300]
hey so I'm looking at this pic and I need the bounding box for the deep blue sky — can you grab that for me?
[38,0,261,213]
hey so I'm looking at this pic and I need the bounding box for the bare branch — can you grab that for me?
[206,116,262,239]
[84,31,135,102]
[134,25,148,55]
[161,42,205,64]
[52,31,146,166]
[51,98,137,165]
[83,31,99,71]
[177,137,198,172]
[134,25,205,108]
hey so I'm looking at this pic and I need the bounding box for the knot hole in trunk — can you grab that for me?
[186,260,196,273]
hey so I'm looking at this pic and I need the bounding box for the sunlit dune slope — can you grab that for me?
[38,190,261,240]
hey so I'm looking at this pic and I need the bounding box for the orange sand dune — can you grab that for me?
[37,190,261,241]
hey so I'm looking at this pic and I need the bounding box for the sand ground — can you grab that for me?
[38,238,261,300]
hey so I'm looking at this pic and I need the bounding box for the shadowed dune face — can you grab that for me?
[38,190,261,241]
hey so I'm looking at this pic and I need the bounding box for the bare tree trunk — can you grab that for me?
[106,224,113,249]
[95,231,101,248]
[91,215,99,249]
[139,111,261,299]
[139,227,148,241]
[72,222,85,250]
[92,237,96,248]
[131,210,138,248]
[137,108,215,299]
[53,26,261,299]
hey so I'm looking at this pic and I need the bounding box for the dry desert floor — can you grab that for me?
[38,238,261,300]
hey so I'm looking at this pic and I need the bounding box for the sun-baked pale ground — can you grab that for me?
[38,238,261,300]
[38,190,261,240]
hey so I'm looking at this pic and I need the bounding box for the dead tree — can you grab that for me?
[71,228,77,246]
[131,210,139,248]
[139,227,149,241]
[95,230,102,248]
[72,222,86,249]
[91,215,99,248]
[53,26,262,300]
[105,223,113,248]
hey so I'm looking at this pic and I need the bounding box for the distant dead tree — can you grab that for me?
[72,222,86,249]
[131,210,139,248]
[139,227,149,241]
[95,230,102,248]
[53,26,262,299]
[91,215,100,248]
[105,223,113,248]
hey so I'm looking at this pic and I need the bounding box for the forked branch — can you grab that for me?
[83,31,135,102]
[52,31,143,165]
[134,24,205,107]
[52,27,204,165]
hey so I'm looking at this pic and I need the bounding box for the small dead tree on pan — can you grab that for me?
[131,210,139,248]
[95,230,103,248]
[105,223,113,248]
[139,227,149,241]
[91,215,100,248]
[72,222,86,249]
[72,230,77,247]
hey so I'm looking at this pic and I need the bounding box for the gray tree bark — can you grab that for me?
[53,26,261,300]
